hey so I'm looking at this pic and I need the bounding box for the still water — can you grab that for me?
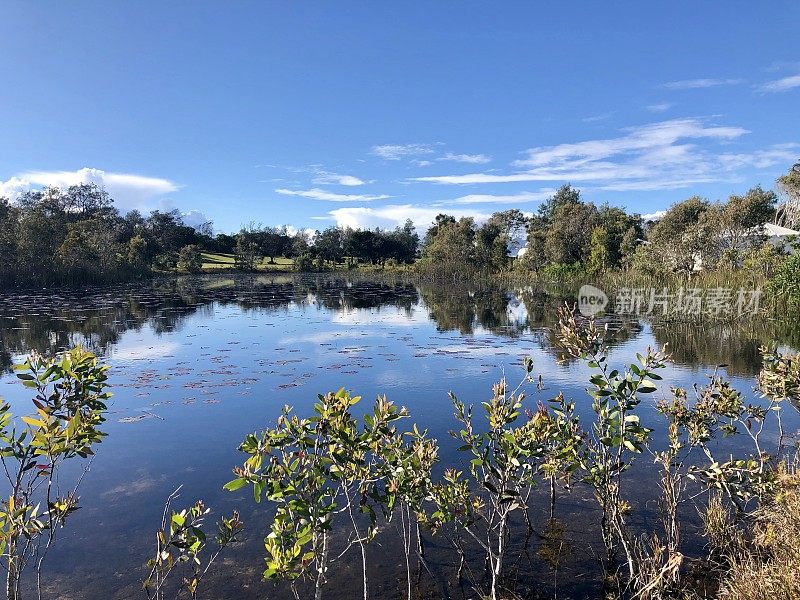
[1,275,798,599]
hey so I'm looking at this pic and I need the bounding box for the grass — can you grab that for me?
[200,253,295,271]
[716,468,800,599]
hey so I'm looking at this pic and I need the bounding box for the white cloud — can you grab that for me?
[759,74,800,93]
[325,204,492,231]
[513,119,746,168]
[181,209,212,230]
[311,171,368,186]
[371,144,435,160]
[717,144,800,170]
[437,153,492,164]
[275,187,390,202]
[282,224,317,238]
[444,190,555,205]
[411,118,753,191]
[598,178,718,192]
[642,210,667,221]
[662,78,745,89]
[582,111,615,123]
[0,167,179,212]
[0,176,32,199]
[646,102,672,113]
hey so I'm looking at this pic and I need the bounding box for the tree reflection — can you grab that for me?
[1,276,797,377]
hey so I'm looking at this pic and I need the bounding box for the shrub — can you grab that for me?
[177,244,203,273]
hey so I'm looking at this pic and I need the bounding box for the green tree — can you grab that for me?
[234,231,260,270]
[177,244,203,273]
[314,227,344,264]
[648,196,717,272]
[421,217,476,268]
[588,226,612,273]
[721,185,777,252]
[544,199,598,265]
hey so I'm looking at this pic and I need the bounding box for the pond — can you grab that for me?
[1,275,798,599]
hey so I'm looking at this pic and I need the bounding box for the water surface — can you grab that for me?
[1,275,798,599]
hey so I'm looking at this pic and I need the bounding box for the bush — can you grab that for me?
[541,261,586,281]
[152,252,178,271]
[177,244,203,273]
[768,252,800,302]
[718,472,800,599]
[293,252,315,272]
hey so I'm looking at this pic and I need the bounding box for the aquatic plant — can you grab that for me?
[143,489,243,600]
[0,348,110,600]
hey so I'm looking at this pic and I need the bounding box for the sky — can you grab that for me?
[1,1,799,234]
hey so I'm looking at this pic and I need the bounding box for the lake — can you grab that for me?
[1,275,798,599]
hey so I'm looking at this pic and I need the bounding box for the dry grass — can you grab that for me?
[717,471,800,599]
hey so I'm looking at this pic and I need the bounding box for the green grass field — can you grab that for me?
[201,253,295,271]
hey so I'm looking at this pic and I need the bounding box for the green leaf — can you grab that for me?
[223,478,248,492]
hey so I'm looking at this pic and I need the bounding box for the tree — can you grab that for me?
[314,227,345,264]
[0,198,19,283]
[423,214,457,250]
[212,233,237,254]
[177,244,203,273]
[721,186,776,251]
[544,199,598,265]
[588,226,612,273]
[386,220,419,263]
[596,204,643,268]
[127,235,149,272]
[648,196,717,272]
[475,221,510,272]
[345,229,379,264]
[536,184,582,227]
[486,209,529,256]
[234,231,260,270]
[775,160,800,228]
[421,217,476,267]
[619,225,640,268]
[62,183,113,218]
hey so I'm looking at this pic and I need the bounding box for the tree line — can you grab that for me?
[0,184,214,286]
[1,161,798,286]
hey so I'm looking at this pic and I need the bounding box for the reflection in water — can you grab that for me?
[1,274,799,599]
[4,275,794,375]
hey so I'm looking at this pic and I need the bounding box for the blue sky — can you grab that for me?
[1,1,798,233]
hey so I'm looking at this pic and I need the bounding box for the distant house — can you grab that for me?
[760,222,799,252]
[692,222,799,271]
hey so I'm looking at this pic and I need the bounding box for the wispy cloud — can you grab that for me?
[275,187,390,202]
[0,167,179,211]
[411,118,752,191]
[662,78,745,89]
[582,111,615,123]
[311,171,369,186]
[646,102,672,113]
[436,153,492,164]
[443,190,555,205]
[759,74,800,93]
[371,144,435,160]
[717,143,800,170]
